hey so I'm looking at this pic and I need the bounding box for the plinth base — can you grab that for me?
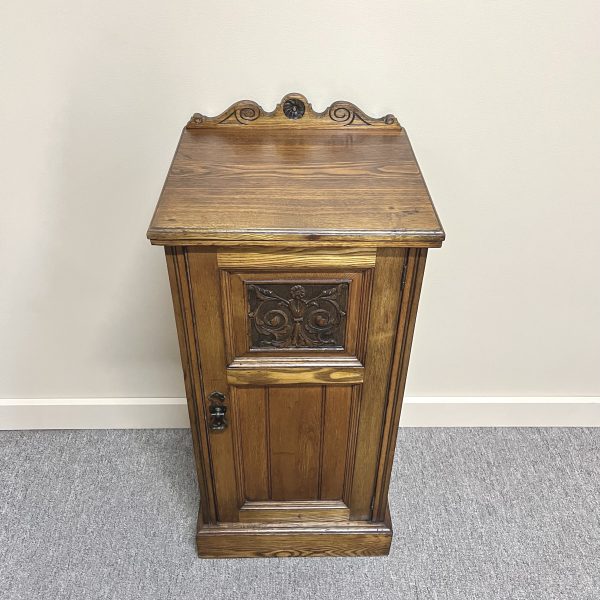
[196,509,393,558]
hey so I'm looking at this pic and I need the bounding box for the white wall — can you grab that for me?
[1,0,599,402]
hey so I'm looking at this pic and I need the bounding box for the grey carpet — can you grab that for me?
[0,429,598,600]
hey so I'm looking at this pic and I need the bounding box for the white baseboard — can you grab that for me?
[400,397,600,427]
[0,398,190,430]
[1,397,599,429]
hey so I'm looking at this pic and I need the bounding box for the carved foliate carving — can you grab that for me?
[187,93,400,129]
[247,282,348,349]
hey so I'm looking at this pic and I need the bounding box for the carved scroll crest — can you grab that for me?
[187,93,400,129]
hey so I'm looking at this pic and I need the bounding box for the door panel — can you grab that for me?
[233,385,357,503]
[181,246,407,525]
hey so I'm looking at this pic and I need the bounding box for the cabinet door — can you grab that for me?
[167,246,418,525]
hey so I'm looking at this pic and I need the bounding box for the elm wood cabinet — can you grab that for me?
[147,94,444,558]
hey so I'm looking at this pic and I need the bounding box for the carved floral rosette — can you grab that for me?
[187,93,400,129]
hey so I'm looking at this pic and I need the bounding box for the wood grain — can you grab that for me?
[217,247,376,269]
[233,387,269,501]
[371,249,428,521]
[320,386,353,500]
[147,100,445,247]
[349,248,407,520]
[165,247,217,524]
[269,386,322,500]
[197,518,392,558]
[239,500,349,523]
[197,532,391,558]
[186,248,240,522]
[228,356,364,370]
[226,366,364,386]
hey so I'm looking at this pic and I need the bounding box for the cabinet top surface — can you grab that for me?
[147,94,444,247]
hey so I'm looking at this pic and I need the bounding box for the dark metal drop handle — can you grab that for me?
[208,391,227,431]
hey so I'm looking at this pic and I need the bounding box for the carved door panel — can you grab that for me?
[173,246,410,525]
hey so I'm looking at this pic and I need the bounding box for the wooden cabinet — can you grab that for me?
[147,94,444,558]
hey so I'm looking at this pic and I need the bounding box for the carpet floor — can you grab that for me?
[0,428,598,599]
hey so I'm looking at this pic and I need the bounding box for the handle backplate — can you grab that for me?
[208,391,227,431]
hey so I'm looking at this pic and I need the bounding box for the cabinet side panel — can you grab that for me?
[349,248,406,520]
[165,247,217,524]
[269,386,322,500]
[186,248,240,522]
[372,248,428,521]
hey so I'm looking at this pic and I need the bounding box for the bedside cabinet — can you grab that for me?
[147,93,445,558]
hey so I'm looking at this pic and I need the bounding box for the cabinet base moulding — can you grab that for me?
[196,511,393,558]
